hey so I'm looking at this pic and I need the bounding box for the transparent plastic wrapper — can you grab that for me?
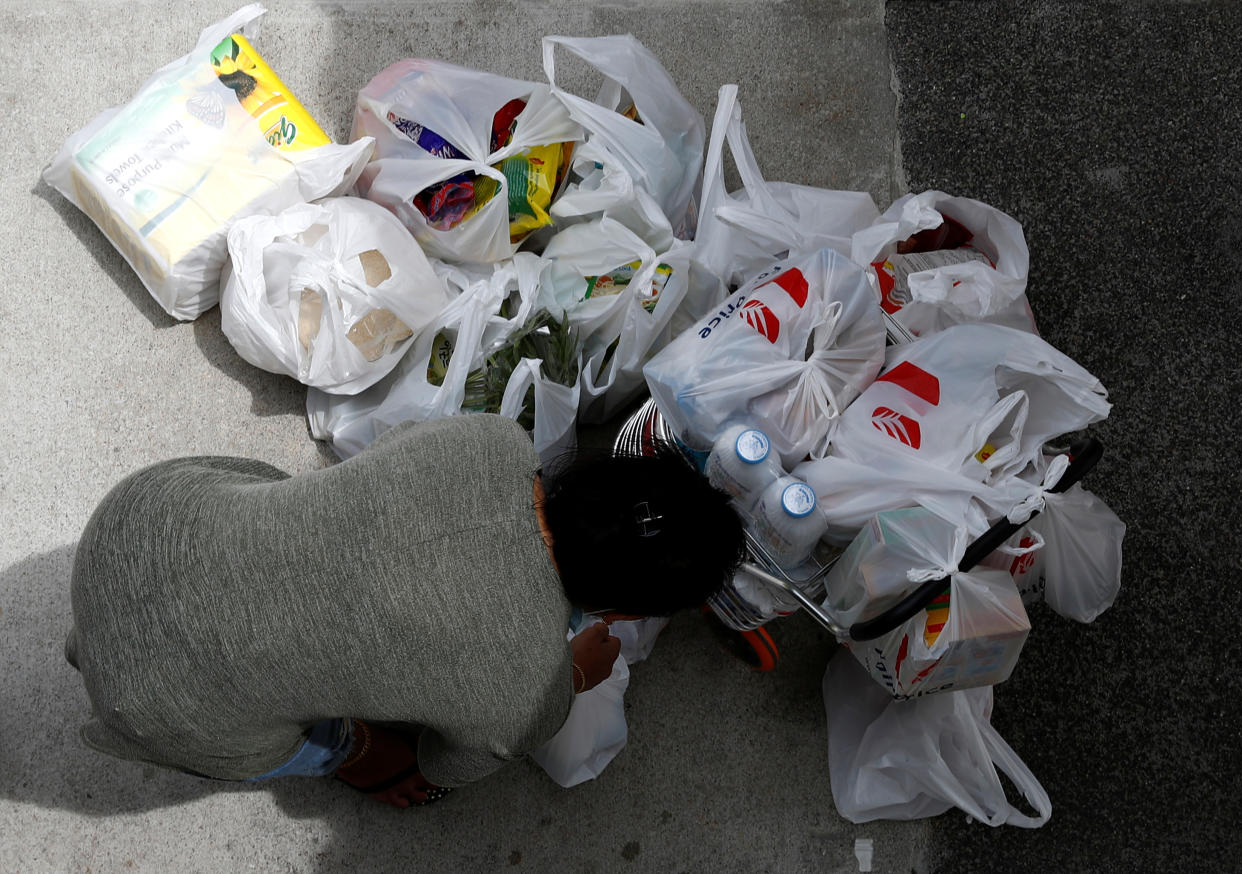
[43,4,373,320]
[826,508,1031,699]
[694,84,880,290]
[851,190,1036,340]
[824,651,1050,827]
[796,323,1112,540]
[352,59,581,264]
[220,196,449,394]
[730,566,801,621]
[307,254,579,463]
[542,35,705,240]
[644,247,887,468]
[539,217,709,423]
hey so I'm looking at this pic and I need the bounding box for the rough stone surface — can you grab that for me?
[887,1,1242,870]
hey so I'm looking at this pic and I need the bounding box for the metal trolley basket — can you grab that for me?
[614,396,1104,671]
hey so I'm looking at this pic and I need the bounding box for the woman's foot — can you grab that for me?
[334,721,451,808]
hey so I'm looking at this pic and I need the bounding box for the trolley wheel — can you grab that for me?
[700,606,780,671]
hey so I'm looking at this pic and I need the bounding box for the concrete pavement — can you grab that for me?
[1,1,914,872]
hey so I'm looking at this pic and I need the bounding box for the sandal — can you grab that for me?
[335,721,452,807]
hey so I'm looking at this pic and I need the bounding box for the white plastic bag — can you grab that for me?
[801,323,1111,537]
[539,217,707,423]
[851,190,1036,339]
[531,623,629,788]
[542,35,705,240]
[43,4,373,320]
[999,454,1125,623]
[795,452,1003,545]
[608,616,670,664]
[694,85,880,290]
[529,615,667,788]
[824,651,1051,827]
[826,508,1030,698]
[220,196,448,394]
[549,137,676,252]
[352,59,581,264]
[307,254,580,463]
[644,247,887,467]
[1032,484,1125,622]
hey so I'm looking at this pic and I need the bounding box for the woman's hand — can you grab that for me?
[569,621,621,693]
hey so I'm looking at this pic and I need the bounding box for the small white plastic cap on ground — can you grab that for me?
[854,838,874,872]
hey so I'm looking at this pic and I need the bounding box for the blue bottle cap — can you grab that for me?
[734,429,771,464]
[781,482,817,517]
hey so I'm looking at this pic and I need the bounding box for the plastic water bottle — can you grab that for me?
[704,424,784,512]
[753,476,828,569]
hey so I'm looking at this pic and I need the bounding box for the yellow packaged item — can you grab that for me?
[208,34,329,152]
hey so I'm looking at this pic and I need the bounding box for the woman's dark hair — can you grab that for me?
[541,441,747,616]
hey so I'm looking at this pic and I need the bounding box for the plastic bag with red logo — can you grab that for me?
[824,507,1031,699]
[642,246,886,468]
[851,191,1037,341]
[796,323,1111,540]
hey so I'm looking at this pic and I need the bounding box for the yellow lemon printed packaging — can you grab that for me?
[209,34,329,152]
[46,7,370,321]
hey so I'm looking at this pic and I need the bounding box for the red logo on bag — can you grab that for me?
[760,268,810,308]
[877,361,941,405]
[1010,537,1038,577]
[741,299,781,343]
[872,406,921,448]
[871,261,906,314]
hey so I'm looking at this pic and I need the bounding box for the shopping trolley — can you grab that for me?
[614,396,1104,671]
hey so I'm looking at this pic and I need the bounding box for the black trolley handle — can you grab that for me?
[846,437,1104,642]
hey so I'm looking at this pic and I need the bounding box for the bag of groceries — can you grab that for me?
[220,196,449,394]
[992,452,1126,623]
[307,253,580,463]
[796,323,1111,540]
[352,59,581,264]
[694,84,880,291]
[644,246,887,468]
[43,4,373,320]
[824,651,1051,827]
[539,218,708,423]
[850,191,1036,341]
[542,35,705,241]
[824,507,1030,699]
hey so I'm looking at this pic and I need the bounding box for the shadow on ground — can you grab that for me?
[0,546,231,816]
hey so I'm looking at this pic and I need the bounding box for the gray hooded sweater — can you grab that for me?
[68,414,573,785]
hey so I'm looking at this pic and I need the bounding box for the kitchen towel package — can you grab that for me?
[43,4,373,319]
